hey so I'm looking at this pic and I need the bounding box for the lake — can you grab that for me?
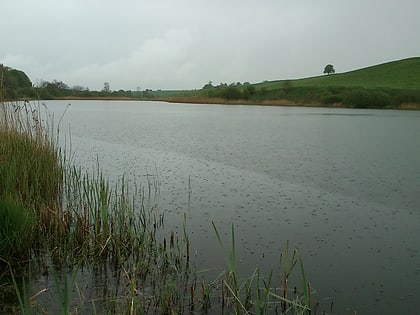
[47,100,420,314]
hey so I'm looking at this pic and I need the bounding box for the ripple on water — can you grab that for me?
[49,100,420,315]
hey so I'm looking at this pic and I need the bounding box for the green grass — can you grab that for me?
[250,57,420,108]
[257,57,420,90]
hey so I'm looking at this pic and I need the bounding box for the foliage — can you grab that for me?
[323,64,335,75]
[103,82,111,93]
[0,65,33,100]
[222,85,242,100]
[0,65,32,89]
[322,94,343,105]
[202,81,214,89]
[344,89,391,108]
[6,70,32,88]
[389,89,420,105]
[243,84,256,99]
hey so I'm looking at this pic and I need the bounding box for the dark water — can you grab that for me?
[47,100,420,314]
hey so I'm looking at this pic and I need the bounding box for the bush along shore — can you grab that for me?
[0,99,321,314]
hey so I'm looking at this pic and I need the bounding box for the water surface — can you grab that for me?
[48,100,420,314]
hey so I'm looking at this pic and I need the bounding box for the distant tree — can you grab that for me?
[324,64,335,75]
[245,84,256,95]
[72,85,89,91]
[242,85,256,99]
[103,82,110,93]
[202,81,214,89]
[42,82,60,98]
[223,86,242,100]
[52,80,69,90]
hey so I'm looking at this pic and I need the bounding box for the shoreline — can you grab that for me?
[14,96,420,110]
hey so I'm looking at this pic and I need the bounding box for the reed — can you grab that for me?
[212,222,315,314]
[0,101,63,261]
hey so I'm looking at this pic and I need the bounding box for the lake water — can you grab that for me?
[47,100,420,314]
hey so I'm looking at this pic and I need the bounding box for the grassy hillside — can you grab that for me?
[257,57,420,90]
[160,57,420,109]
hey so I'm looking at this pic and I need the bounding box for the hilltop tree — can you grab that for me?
[202,81,214,89]
[324,64,335,75]
[103,82,110,93]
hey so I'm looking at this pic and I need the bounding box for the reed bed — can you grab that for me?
[0,100,63,259]
[0,99,317,314]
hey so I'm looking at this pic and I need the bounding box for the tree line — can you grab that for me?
[0,65,141,100]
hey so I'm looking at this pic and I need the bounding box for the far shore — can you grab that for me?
[17,96,420,110]
[159,97,420,110]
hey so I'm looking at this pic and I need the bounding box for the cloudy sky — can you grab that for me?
[1,0,419,91]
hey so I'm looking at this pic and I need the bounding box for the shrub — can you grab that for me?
[344,89,390,108]
[391,90,420,106]
[322,94,343,105]
[222,86,242,100]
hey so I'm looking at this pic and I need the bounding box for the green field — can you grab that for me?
[257,57,420,90]
[157,57,420,109]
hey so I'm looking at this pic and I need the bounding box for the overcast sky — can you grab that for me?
[1,0,419,91]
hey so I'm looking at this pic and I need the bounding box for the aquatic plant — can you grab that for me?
[0,197,34,259]
[0,100,64,263]
[212,222,314,314]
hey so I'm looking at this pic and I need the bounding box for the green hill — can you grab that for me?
[170,57,420,109]
[258,57,420,90]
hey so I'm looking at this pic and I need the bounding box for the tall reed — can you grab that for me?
[0,101,63,261]
[212,222,315,314]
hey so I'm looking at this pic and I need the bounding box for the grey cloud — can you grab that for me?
[1,0,419,90]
